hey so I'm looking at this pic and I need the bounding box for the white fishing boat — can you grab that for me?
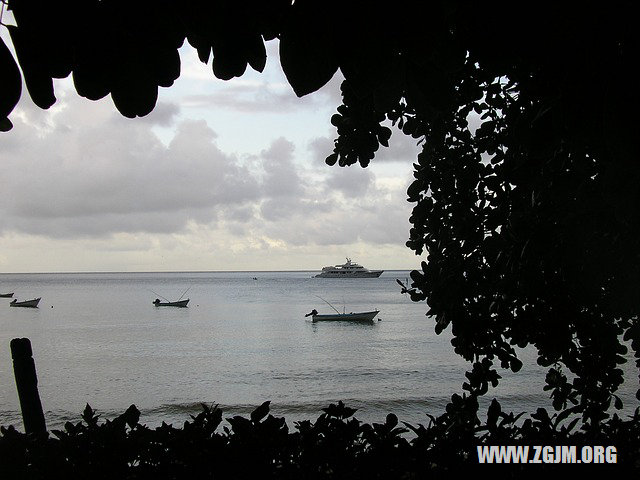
[315,258,383,278]
[151,286,191,308]
[306,309,379,322]
[10,297,41,308]
[305,296,379,322]
[153,298,189,307]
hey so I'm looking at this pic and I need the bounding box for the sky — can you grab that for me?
[0,32,426,273]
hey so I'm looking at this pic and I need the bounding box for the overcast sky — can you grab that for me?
[0,33,426,273]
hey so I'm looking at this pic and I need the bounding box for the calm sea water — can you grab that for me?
[1,271,637,431]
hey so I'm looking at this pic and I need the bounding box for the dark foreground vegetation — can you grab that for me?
[2,399,639,479]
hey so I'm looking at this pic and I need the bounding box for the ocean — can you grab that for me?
[0,271,637,431]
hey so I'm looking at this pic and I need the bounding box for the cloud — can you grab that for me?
[0,96,259,238]
[0,67,415,271]
[324,165,375,199]
[178,39,344,114]
[258,190,412,248]
[135,101,181,127]
[374,127,423,162]
[258,140,309,221]
[181,78,341,114]
[260,136,304,198]
[183,85,311,113]
[308,136,335,165]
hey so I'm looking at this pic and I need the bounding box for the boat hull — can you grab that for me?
[0,293,14,298]
[315,270,383,278]
[154,299,189,307]
[10,298,40,308]
[312,310,379,322]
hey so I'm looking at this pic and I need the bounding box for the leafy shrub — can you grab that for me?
[2,398,639,479]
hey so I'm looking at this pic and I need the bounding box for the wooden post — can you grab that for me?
[10,338,46,434]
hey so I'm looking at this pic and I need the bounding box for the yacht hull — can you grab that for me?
[315,271,383,278]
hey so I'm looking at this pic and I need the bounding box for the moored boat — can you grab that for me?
[0,292,14,298]
[10,297,41,308]
[153,298,189,307]
[309,310,379,322]
[315,258,383,278]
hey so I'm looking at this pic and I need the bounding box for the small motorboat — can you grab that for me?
[10,297,41,308]
[306,295,379,322]
[307,310,379,322]
[151,286,191,308]
[153,298,189,307]
[0,292,14,298]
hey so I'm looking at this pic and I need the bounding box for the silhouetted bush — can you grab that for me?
[2,398,639,479]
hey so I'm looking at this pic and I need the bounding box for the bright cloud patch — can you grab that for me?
[0,41,421,272]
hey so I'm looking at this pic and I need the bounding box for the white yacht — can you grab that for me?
[315,258,383,278]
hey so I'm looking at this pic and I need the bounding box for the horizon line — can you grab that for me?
[0,268,417,275]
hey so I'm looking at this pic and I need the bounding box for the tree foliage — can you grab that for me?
[1,401,639,478]
[326,1,640,425]
[1,0,640,425]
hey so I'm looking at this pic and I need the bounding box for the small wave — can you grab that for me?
[2,399,443,432]
[137,397,448,428]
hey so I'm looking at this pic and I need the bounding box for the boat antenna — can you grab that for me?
[178,285,191,301]
[314,295,341,314]
[149,289,170,302]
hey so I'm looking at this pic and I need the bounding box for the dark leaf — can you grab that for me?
[82,404,99,426]
[250,401,271,424]
[212,37,248,80]
[7,26,55,109]
[0,37,22,123]
[245,34,267,73]
[119,404,141,428]
[279,8,338,97]
[486,399,501,428]
[325,153,338,166]
[227,415,253,436]
[0,118,13,132]
[614,395,623,410]
[386,413,398,429]
[322,401,357,419]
